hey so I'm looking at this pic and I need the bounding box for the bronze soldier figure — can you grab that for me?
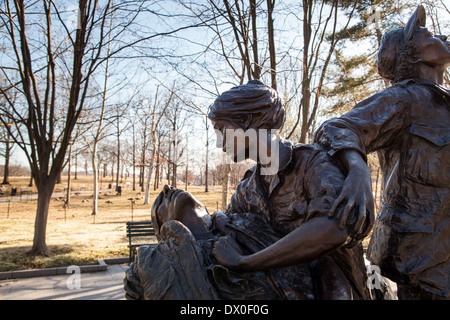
[313,5,450,300]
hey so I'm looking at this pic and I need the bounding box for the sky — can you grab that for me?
[3,0,450,174]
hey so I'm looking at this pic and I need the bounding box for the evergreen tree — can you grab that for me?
[322,0,416,116]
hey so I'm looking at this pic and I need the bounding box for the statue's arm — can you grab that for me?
[313,87,409,157]
[330,149,374,238]
[213,150,357,272]
[212,216,348,272]
[312,87,410,238]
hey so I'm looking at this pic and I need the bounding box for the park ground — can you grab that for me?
[0,176,225,272]
[1,175,376,273]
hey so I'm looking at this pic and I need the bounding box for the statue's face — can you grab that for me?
[152,185,208,233]
[212,120,251,162]
[414,27,450,67]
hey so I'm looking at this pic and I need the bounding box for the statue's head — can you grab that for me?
[208,80,285,164]
[151,185,212,241]
[208,80,285,131]
[377,5,450,83]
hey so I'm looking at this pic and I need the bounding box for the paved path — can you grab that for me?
[0,258,397,300]
[0,263,128,300]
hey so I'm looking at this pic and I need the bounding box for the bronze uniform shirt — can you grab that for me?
[314,79,450,298]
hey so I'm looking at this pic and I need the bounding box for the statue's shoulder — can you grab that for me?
[391,78,442,93]
[354,79,417,107]
[292,141,324,155]
[291,143,334,170]
[392,79,450,101]
[393,79,417,88]
[381,79,418,95]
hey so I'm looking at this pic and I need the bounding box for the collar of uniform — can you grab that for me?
[401,78,450,97]
[259,139,294,197]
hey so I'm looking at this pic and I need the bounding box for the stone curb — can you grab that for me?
[0,257,129,281]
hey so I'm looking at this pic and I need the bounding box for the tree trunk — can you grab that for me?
[2,130,11,184]
[140,137,147,192]
[250,0,261,80]
[221,162,232,211]
[154,161,159,190]
[185,136,188,191]
[154,135,161,190]
[300,79,311,143]
[299,0,312,144]
[91,142,99,215]
[115,115,120,190]
[171,117,178,188]
[205,118,209,192]
[132,124,136,191]
[144,142,156,204]
[139,166,144,192]
[65,142,72,208]
[28,170,34,187]
[172,162,177,188]
[30,178,55,256]
[74,152,78,180]
[167,141,171,185]
[267,0,277,89]
[205,148,209,192]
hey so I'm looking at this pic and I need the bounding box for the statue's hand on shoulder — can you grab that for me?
[212,236,245,271]
[331,150,375,240]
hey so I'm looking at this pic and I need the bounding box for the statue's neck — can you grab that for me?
[417,63,445,85]
[181,208,213,238]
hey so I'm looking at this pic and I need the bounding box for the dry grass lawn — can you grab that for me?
[0,176,225,272]
[0,175,375,272]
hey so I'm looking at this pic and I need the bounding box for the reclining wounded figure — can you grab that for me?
[125,185,368,300]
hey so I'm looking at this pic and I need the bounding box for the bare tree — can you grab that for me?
[266,0,277,89]
[285,0,358,143]
[0,0,111,255]
[112,102,130,191]
[80,6,118,215]
[164,97,190,189]
[203,0,278,87]
[0,89,18,185]
[143,87,174,204]
[0,121,13,184]
[0,0,203,255]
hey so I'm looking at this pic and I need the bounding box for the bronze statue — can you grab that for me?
[313,5,450,300]
[124,80,374,300]
[125,186,358,299]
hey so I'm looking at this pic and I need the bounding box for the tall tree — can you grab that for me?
[285,0,358,143]
[0,0,107,255]
[323,1,419,116]
[0,121,13,185]
[143,87,173,204]
[0,0,201,255]
[266,0,276,89]
[211,0,278,87]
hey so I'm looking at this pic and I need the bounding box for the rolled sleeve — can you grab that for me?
[314,118,367,161]
[303,149,370,245]
[303,149,345,221]
[313,85,411,159]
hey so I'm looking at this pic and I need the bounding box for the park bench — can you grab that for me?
[126,221,156,263]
